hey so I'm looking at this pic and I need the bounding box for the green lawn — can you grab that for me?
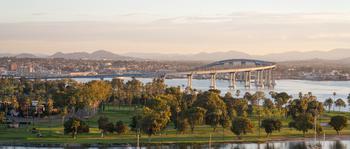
[0,105,349,145]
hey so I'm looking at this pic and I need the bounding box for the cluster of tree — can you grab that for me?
[0,78,111,119]
[287,93,324,136]
[323,92,349,112]
[97,116,128,137]
[126,86,298,139]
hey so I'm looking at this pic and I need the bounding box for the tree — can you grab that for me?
[115,120,128,135]
[176,118,189,134]
[288,113,314,137]
[231,117,253,139]
[64,117,89,138]
[335,98,346,112]
[140,106,171,141]
[287,95,324,137]
[324,98,334,112]
[98,116,114,137]
[261,118,282,137]
[231,99,248,117]
[185,107,206,133]
[347,94,350,106]
[194,91,227,131]
[329,116,347,135]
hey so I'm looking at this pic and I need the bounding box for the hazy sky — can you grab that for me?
[1,0,350,55]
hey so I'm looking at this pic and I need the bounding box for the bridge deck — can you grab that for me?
[169,65,276,75]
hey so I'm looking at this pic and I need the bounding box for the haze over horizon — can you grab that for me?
[1,0,350,55]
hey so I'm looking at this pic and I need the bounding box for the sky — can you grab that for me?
[1,0,350,55]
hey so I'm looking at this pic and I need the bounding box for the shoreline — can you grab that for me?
[0,135,349,147]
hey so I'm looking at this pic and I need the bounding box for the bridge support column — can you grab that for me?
[255,71,260,87]
[271,69,276,87]
[265,69,271,88]
[259,70,265,89]
[229,72,236,89]
[210,73,217,89]
[187,74,193,89]
[244,71,251,88]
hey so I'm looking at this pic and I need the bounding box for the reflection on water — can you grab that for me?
[2,140,349,149]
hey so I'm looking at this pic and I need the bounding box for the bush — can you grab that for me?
[64,117,89,134]
[115,120,128,134]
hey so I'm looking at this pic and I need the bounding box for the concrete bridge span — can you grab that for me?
[166,59,276,90]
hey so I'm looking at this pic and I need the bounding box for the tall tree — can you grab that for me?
[324,98,334,112]
[335,98,346,112]
[194,91,227,131]
[185,107,206,133]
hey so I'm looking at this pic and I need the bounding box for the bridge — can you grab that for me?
[166,59,276,90]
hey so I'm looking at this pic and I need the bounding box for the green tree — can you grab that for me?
[140,107,171,141]
[261,118,282,137]
[194,91,227,131]
[329,116,348,135]
[288,113,314,137]
[230,117,253,139]
[185,107,206,133]
[231,99,248,117]
[335,98,346,112]
[176,118,189,134]
[115,120,128,135]
[324,98,334,112]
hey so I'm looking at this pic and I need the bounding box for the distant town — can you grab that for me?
[0,57,349,81]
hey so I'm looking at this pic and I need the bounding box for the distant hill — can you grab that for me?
[125,50,251,61]
[125,49,350,62]
[1,48,350,62]
[257,49,350,61]
[49,50,138,60]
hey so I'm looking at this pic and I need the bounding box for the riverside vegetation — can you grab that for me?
[0,77,349,145]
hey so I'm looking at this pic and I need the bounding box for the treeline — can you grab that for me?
[0,77,349,139]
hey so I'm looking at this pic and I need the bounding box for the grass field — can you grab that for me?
[0,105,349,146]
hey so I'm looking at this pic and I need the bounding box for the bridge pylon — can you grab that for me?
[209,73,217,89]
